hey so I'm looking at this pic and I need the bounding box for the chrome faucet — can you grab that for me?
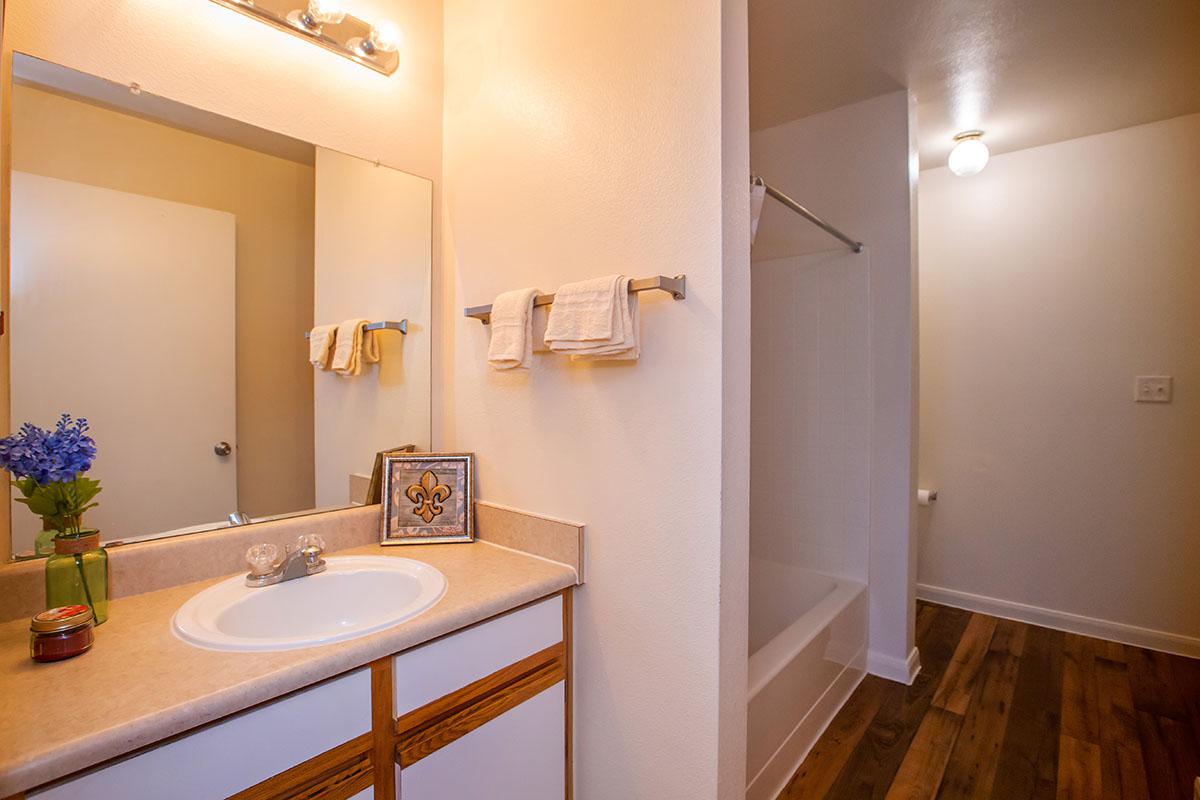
[244,535,327,587]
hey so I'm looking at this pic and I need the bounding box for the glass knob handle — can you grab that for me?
[214,441,232,456]
[246,543,280,576]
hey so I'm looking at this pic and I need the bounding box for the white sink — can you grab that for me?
[172,555,447,652]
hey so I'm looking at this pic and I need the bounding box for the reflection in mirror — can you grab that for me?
[5,54,432,560]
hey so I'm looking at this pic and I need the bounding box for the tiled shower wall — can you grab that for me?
[750,248,870,582]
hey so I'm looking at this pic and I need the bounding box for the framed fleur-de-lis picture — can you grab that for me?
[380,453,475,545]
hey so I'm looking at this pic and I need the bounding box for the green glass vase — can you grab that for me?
[45,530,109,625]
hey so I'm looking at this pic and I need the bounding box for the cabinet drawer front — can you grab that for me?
[31,669,372,800]
[393,594,563,716]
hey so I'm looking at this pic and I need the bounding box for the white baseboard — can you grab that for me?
[867,646,921,685]
[917,583,1200,659]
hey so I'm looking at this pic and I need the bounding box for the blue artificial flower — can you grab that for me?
[0,414,96,485]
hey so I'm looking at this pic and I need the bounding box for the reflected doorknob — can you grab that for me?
[214,441,233,456]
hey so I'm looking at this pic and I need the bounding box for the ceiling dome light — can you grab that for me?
[948,131,989,177]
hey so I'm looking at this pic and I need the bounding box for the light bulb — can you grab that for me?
[367,21,400,54]
[948,131,989,177]
[306,0,346,24]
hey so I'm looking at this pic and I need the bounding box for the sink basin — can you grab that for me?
[172,556,447,652]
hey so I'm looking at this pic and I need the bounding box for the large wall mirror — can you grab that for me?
[3,54,433,560]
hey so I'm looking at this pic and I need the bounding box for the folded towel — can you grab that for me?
[542,274,623,345]
[572,289,639,361]
[308,324,337,369]
[331,319,381,376]
[570,280,640,361]
[487,287,540,370]
[545,276,639,361]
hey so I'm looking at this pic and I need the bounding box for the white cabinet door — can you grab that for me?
[30,669,371,800]
[400,683,565,800]
[394,595,567,800]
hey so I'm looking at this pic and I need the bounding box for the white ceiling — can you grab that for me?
[749,0,1200,167]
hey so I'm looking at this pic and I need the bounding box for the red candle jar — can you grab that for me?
[30,605,95,662]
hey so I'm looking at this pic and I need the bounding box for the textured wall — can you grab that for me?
[440,0,749,795]
[919,113,1200,649]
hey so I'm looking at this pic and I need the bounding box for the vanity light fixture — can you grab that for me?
[948,130,989,177]
[208,0,400,76]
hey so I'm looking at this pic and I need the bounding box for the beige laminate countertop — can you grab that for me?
[0,541,577,796]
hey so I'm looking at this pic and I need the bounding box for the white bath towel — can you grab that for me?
[331,319,380,376]
[487,287,541,370]
[308,324,337,369]
[545,275,639,361]
[542,274,623,345]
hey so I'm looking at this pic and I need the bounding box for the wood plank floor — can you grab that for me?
[778,601,1200,799]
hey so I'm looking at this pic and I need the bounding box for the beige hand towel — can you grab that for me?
[543,274,623,347]
[545,276,639,361]
[487,287,541,370]
[331,319,381,376]
[571,279,640,361]
[308,324,337,369]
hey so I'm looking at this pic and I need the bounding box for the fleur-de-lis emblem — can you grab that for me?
[406,470,452,524]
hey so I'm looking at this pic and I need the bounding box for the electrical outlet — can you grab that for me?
[1134,375,1173,403]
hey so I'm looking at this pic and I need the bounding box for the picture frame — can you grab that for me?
[380,452,475,545]
[366,444,418,505]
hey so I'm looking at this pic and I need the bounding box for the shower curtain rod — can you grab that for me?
[752,175,864,254]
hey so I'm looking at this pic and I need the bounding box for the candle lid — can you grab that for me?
[31,605,94,634]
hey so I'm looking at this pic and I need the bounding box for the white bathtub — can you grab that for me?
[746,557,867,800]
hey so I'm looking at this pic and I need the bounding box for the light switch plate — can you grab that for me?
[1134,375,1173,403]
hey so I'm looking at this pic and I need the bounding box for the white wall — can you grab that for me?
[3,0,442,179]
[440,1,749,796]
[918,113,1200,654]
[750,90,919,681]
[313,148,432,506]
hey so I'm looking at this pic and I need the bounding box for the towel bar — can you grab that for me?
[463,274,686,324]
[304,320,407,338]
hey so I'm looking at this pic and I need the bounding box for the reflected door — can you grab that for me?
[10,172,237,551]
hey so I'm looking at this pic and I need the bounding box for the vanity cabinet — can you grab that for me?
[26,592,571,800]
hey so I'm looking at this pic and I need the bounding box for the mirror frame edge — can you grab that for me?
[1,7,13,563]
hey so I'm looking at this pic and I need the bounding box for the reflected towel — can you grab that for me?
[487,287,541,370]
[308,324,337,369]
[331,319,380,376]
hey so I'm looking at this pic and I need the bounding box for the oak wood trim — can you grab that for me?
[225,732,373,800]
[1,27,14,563]
[370,656,396,800]
[563,589,574,800]
[395,641,566,768]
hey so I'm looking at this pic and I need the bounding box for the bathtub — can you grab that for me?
[746,558,868,800]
